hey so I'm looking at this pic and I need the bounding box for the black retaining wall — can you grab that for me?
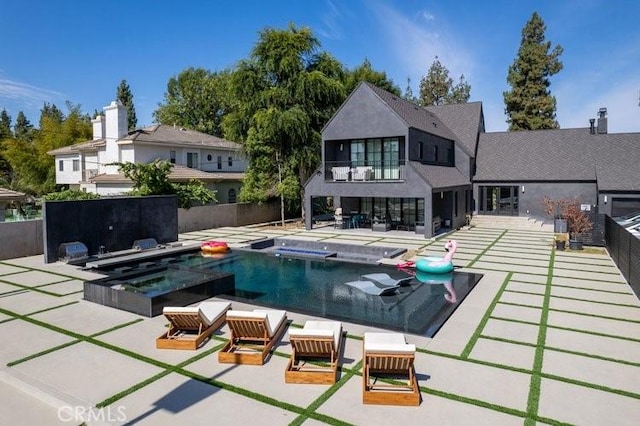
[605,216,640,300]
[43,195,178,263]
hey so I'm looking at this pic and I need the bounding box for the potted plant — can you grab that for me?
[542,196,570,232]
[554,233,568,250]
[563,200,593,250]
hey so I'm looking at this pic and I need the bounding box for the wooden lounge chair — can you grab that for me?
[362,332,420,406]
[156,301,231,350]
[218,309,288,365]
[285,320,343,384]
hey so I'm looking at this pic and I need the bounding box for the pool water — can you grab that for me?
[140,250,483,337]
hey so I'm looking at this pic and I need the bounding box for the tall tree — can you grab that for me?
[222,24,345,223]
[153,67,231,137]
[14,111,34,141]
[0,109,12,139]
[419,56,471,106]
[343,58,400,96]
[39,103,64,128]
[116,79,138,130]
[503,12,563,130]
[402,77,419,104]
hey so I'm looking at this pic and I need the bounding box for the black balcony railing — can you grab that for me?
[324,160,406,182]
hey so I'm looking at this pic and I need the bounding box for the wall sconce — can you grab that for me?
[604,195,608,204]
[521,185,525,193]
[440,192,444,199]
[339,143,343,151]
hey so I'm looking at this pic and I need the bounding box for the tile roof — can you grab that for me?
[0,188,27,202]
[121,125,242,150]
[47,139,106,155]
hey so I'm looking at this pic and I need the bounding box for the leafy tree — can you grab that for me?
[116,79,138,130]
[14,111,34,141]
[113,160,216,209]
[503,12,563,130]
[343,58,400,96]
[402,77,419,104]
[153,67,231,137]
[44,189,100,201]
[419,56,471,106]
[222,24,345,223]
[39,102,64,127]
[0,109,12,139]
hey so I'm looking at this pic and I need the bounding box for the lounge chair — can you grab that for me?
[285,320,343,384]
[362,332,420,406]
[361,273,413,287]
[218,309,288,365]
[156,301,231,350]
[344,280,399,296]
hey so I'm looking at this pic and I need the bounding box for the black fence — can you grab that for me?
[605,216,640,299]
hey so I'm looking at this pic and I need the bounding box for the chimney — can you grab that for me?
[103,100,128,141]
[597,107,607,134]
[91,115,105,140]
[589,118,596,135]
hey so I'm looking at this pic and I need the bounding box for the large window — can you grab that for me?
[479,186,519,216]
[72,159,79,172]
[187,152,198,168]
[350,140,365,166]
[170,150,176,164]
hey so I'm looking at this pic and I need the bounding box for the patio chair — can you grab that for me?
[362,332,420,406]
[361,273,413,287]
[156,301,231,350]
[345,280,399,296]
[331,166,350,181]
[218,309,288,365]
[285,320,344,384]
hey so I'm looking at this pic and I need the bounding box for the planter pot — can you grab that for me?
[569,240,583,250]
[555,241,566,250]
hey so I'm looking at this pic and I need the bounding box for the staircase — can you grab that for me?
[470,215,553,231]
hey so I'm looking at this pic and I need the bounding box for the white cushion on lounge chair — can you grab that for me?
[254,309,287,336]
[289,320,342,348]
[198,301,232,327]
[163,306,199,315]
[364,332,415,354]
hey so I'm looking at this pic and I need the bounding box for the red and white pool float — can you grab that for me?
[200,241,230,254]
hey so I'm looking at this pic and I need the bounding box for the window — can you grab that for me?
[207,154,212,161]
[170,150,176,164]
[228,156,233,167]
[58,160,64,171]
[350,140,365,166]
[186,152,198,168]
[217,156,222,170]
[72,159,79,172]
[228,188,237,203]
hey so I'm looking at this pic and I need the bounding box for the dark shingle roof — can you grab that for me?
[425,102,483,156]
[363,82,459,142]
[411,163,470,190]
[593,133,640,191]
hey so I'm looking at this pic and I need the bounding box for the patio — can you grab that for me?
[0,223,638,425]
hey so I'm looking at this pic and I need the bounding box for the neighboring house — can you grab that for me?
[304,82,640,237]
[48,101,246,203]
[0,188,27,221]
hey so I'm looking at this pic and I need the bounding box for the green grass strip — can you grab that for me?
[460,271,512,359]
[524,242,555,424]
[466,229,508,268]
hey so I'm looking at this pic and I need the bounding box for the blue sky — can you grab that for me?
[1,0,639,133]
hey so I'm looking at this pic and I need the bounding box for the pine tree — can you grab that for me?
[116,79,137,130]
[419,57,470,106]
[14,111,34,141]
[503,12,563,131]
[0,109,12,139]
[402,77,419,104]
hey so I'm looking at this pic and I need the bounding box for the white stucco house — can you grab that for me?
[48,101,246,204]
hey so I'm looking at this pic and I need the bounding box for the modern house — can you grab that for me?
[304,82,640,237]
[48,101,246,204]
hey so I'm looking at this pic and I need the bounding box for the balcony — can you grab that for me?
[324,160,406,182]
[83,169,99,181]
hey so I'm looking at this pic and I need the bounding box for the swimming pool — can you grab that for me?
[89,249,482,337]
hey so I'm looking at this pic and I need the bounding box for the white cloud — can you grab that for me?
[0,77,64,110]
[316,0,347,40]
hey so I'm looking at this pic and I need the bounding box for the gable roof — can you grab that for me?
[593,133,640,191]
[425,102,484,156]
[0,188,27,202]
[411,163,471,190]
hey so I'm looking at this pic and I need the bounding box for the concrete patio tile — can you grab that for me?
[550,285,640,305]
[1,270,70,287]
[547,310,640,340]
[318,375,525,426]
[492,303,542,324]
[0,281,23,294]
[538,378,640,426]
[30,301,142,336]
[545,328,640,364]
[507,281,546,295]
[468,337,536,370]
[11,342,163,407]
[482,255,549,268]
[542,349,640,395]
[0,291,80,316]
[553,268,627,283]
[0,319,75,364]
[104,372,298,425]
[552,276,632,293]
[419,353,531,411]
[500,291,545,307]
[0,263,28,275]
[482,318,540,345]
[512,273,548,284]
[554,256,615,267]
[35,279,83,296]
[471,261,549,275]
[0,378,67,426]
[185,351,329,408]
[553,261,619,274]
[549,297,640,322]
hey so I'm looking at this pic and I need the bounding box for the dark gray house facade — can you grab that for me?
[304,82,640,237]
